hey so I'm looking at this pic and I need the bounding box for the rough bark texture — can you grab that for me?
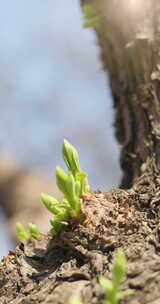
[1,189,160,304]
[1,1,160,303]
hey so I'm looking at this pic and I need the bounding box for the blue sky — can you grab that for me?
[0,0,121,257]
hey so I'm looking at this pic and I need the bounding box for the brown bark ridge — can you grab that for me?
[1,1,160,303]
[1,190,160,304]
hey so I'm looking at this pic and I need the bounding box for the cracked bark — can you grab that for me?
[1,1,160,303]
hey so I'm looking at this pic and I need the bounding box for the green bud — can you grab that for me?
[16,139,91,239]
[60,198,71,210]
[76,171,90,194]
[75,180,81,197]
[65,172,76,204]
[62,139,81,176]
[100,278,114,298]
[99,277,113,292]
[28,223,40,240]
[112,250,127,288]
[56,166,70,198]
[99,277,115,304]
[99,251,135,304]
[41,193,62,215]
[65,173,83,215]
[16,222,30,241]
[56,167,79,212]
[51,212,67,223]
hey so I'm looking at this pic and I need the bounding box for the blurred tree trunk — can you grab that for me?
[1,1,160,303]
[82,0,160,190]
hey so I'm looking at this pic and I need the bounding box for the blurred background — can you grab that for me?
[0,0,121,258]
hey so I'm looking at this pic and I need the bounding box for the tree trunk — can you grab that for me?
[82,0,160,189]
[1,1,160,303]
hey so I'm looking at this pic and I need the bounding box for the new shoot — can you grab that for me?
[99,249,135,304]
[16,222,40,241]
[41,139,90,235]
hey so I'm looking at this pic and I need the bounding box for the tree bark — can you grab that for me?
[82,0,160,189]
[1,1,160,303]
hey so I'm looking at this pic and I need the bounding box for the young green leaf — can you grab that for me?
[41,193,64,215]
[28,223,40,240]
[66,173,83,215]
[99,250,135,304]
[56,166,71,198]
[82,4,100,29]
[40,140,90,236]
[112,249,127,290]
[76,171,90,194]
[16,222,30,241]
[65,172,77,204]
[62,139,81,176]
[62,139,90,194]
[75,180,81,197]
[99,277,114,294]
[100,277,115,304]
[17,139,90,238]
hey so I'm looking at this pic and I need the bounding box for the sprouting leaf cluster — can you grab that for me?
[41,139,90,235]
[82,4,100,29]
[99,249,135,304]
[16,222,40,241]
[69,250,135,304]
